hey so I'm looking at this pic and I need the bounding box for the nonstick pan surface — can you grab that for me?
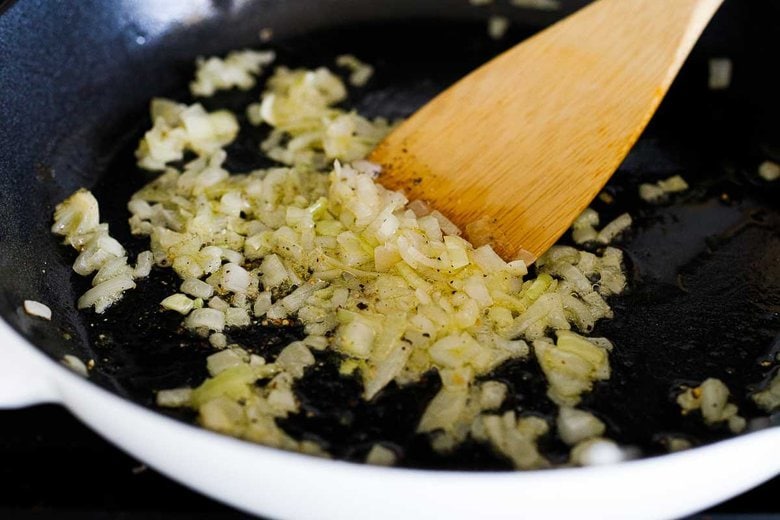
[0,0,778,491]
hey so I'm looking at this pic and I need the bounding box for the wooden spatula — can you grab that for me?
[369,0,724,262]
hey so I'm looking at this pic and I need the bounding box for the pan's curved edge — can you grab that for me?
[1,317,777,520]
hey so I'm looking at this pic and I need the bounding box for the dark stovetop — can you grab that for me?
[0,405,776,519]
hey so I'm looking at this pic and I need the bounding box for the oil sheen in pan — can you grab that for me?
[77,20,779,469]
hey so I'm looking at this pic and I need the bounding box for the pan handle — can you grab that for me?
[0,319,62,408]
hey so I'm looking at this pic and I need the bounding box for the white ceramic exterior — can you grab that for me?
[0,317,778,520]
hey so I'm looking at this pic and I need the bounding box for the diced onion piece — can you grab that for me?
[708,58,732,90]
[663,436,692,453]
[335,54,375,87]
[571,438,626,466]
[275,342,315,378]
[207,349,245,376]
[365,444,397,466]
[279,281,328,314]
[677,378,745,432]
[191,49,275,97]
[699,378,731,423]
[134,250,154,278]
[407,200,431,217]
[191,364,255,408]
[758,160,780,182]
[337,318,376,358]
[136,100,239,171]
[639,183,665,202]
[77,276,136,313]
[418,387,468,433]
[556,407,606,445]
[473,412,550,470]
[360,314,409,398]
[61,354,89,377]
[752,371,780,412]
[464,276,493,306]
[157,387,193,407]
[640,175,689,202]
[161,293,195,314]
[479,381,508,410]
[571,208,600,244]
[487,16,510,40]
[267,385,298,414]
[73,235,126,277]
[221,263,251,293]
[431,210,461,236]
[51,189,100,238]
[181,278,214,299]
[209,332,227,349]
[260,254,289,290]
[596,213,632,244]
[303,335,328,351]
[253,291,273,316]
[573,208,599,229]
[535,331,610,406]
[185,308,226,332]
[52,189,140,312]
[471,245,507,272]
[657,175,688,193]
[198,396,244,433]
[23,300,52,320]
[208,296,229,311]
[225,307,251,327]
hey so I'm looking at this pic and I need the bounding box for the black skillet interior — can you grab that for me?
[0,0,778,470]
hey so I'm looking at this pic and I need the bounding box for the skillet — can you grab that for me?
[0,0,778,517]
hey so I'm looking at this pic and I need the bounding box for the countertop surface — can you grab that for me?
[0,405,776,519]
